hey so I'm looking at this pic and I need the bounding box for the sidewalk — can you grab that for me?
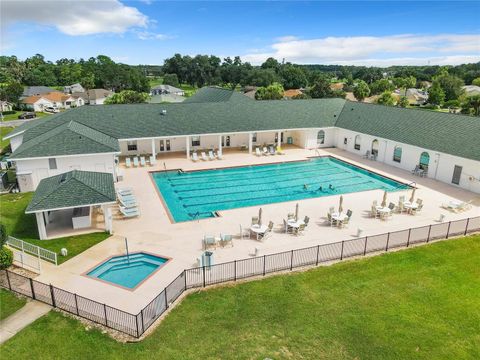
[0,300,51,344]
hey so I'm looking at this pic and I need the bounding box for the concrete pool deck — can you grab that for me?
[35,147,480,314]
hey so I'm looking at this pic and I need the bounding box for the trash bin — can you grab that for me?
[203,251,214,267]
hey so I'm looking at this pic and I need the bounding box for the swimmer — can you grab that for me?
[329,184,335,191]
[303,184,309,190]
[318,186,323,192]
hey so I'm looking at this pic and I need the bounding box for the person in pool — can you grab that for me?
[304,184,309,190]
[318,185,323,192]
[329,184,335,191]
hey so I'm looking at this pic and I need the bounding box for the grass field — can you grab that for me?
[1,126,14,151]
[0,193,110,264]
[1,111,50,122]
[2,235,479,359]
[0,289,27,321]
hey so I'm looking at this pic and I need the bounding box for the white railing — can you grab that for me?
[6,236,57,265]
[12,249,41,272]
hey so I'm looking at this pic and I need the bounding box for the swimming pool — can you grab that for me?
[152,157,409,222]
[86,252,169,289]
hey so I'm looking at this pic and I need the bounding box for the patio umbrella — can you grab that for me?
[409,187,416,203]
[258,208,263,226]
[381,191,387,207]
[338,196,343,214]
[295,203,299,221]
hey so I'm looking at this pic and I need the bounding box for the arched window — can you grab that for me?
[354,135,361,150]
[371,139,379,156]
[393,146,402,163]
[317,130,325,145]
[419,152,430,170]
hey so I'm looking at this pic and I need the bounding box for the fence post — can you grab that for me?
[426,225,432,243]
[340,241,344,260]
[184,270,187,290]
[406,228,411,247]
[446,221,452,239]
[74,294,79,315]
[263,255,266,276]
[136,314,140,338]
[164,288,169,309]
[202,266,206,287]
[234,260,237,281]
[464,218,470,236]
[29,278,35,299]
[385,233,390,252]
[315,245,320,266]
[290,250,294,270]
[49,285,56,307]
[5,270,12,290]
[363,237,368,256]
[101,304,107,326]
[141,309,145,333]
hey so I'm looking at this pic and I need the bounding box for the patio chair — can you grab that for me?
[239,225,250,239]
[371,205,378,218]
[201,152,208,161]
[411,165,420,175]
[339,210,353,228]
[140,156,146,167]
[203,235,217,250]
[259,221,274,240]
[327,212,337,226]
[421,168,428,178]
[192,152,199,162]
[276,146,285,155]
[388,202,396,216]
[269,146,276,155]
[255,148,262,157]
[119,206,140,218]
[398,196,406,213]
[220,234,233,247]
[208,150,215,160]
[133,157,139,167]
[262,147,269,156]
[303,216,310,226]
[125,158,132,168]
[251,216,259,226]
[416,198,423,205]
[363,150,371,159]
[216,151,223,160]
[287,213,295,220]
[149,155,157,166]
[328,206,335,214]
[411,203,423,215]
[457,200,472,212]
[294,223,306,236]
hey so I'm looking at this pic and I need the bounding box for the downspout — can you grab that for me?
[434,153,440,180]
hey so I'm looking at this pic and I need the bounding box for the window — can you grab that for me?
[48,158,57,170]
[252,133,257,142]
[127,140,137,151]
[371,139,379,156]
[393,146,402,163]
[317,130,325,145]
[191,136,200,147]
[354,135,361,150]
[419,152,430,170]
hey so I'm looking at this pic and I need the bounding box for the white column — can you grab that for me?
[186,136,190,159]
[277,131,281,147]
[248,133,253,154]
[218,135,222,156]
[36,212,47,240]
[103,205,113,234]
[151,138,156,157]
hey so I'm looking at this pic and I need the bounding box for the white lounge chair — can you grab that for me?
[119,206,140,217]
[201,152,208,161]
[125,158,132,168]
[269,146,276,155]
[192,152,199,162]
[255,148,262,157]
[133,157,139,167]
[117,187,133,196]
[262,147,269,156]
[118,197,137,208]
[140,156,146,167]
[149,155,156,165]
[208,150,215,160]
[216,151,223,160]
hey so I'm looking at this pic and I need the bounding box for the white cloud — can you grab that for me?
[2,0,148,36]
[242,34,480,65]
[135,31,174,41]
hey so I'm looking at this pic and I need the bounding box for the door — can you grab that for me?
[451,165,462,185]
[159,140,165,151]
[222,136,231,147]
[166,139,171,151]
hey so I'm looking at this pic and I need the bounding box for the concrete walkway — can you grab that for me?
[0,300,51,344]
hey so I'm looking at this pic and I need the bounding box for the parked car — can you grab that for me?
[44,106,59,113]
[18,112,37,119]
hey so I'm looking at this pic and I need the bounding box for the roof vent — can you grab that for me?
[161,109,167,115]
[59,173,68,184]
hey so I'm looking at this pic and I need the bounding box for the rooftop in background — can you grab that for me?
[72,89,114,101]
[22,86,61,98]
[26,170,116,213]
[150,85,184,94]
[283,89,303,98]
[183,86,252,103]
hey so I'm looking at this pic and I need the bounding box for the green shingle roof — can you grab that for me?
[335,101,480,162]
[183,86,251,103]
[10,120,119,159]
[26,170,116,213]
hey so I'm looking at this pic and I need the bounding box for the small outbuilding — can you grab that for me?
[25,170,116,240]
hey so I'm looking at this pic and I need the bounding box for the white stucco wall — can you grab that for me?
[15,153,116,191]
[335,128,480,193]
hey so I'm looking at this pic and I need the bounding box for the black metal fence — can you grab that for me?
[1,216,479,338]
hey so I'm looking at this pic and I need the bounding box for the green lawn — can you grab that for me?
[2,236,479,359]
[1,126,14,152]
[0,193,110,264]
[0,289,27,321]
[1,111,50,122]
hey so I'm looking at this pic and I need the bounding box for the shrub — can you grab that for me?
[0,247,13,269]
[1,110,16,115]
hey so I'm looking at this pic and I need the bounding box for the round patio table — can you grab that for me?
[250,224,268,240]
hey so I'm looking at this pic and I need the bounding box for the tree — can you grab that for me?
[376,91,395,106]
[428,81,445,106]
[104,90,149,104]
[398,96,409,108]
[309,77,334,98]
[280,65,307,89]
[0,82,24,104]
[255,83,284,100]
[471,77,480,86]
[434,72,464,101]
[242,68,278,87]
[0,224,13,270]
[370,78,394,95]
[261,57,281,72]
[221,56,251,89]
[461,95,480,116]
[163,73,180,87]
[353,80,370,101]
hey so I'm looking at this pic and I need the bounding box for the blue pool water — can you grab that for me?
[87,253,168,289]
[153,157,409,222]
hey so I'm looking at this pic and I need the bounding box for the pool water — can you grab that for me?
[87,252,168,289]
[153,157,409,222]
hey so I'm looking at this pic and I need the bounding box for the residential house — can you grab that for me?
[0,101,13,112]
[150,85,185,96]
[22,86,60,98]
[283,89,303,98]
[22,92,84,112]
[405,88,428,105]
[462,85,480,97]
[64,83,85,94]
[73,89,114,105]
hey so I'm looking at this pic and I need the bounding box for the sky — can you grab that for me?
[1,0,479,66]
